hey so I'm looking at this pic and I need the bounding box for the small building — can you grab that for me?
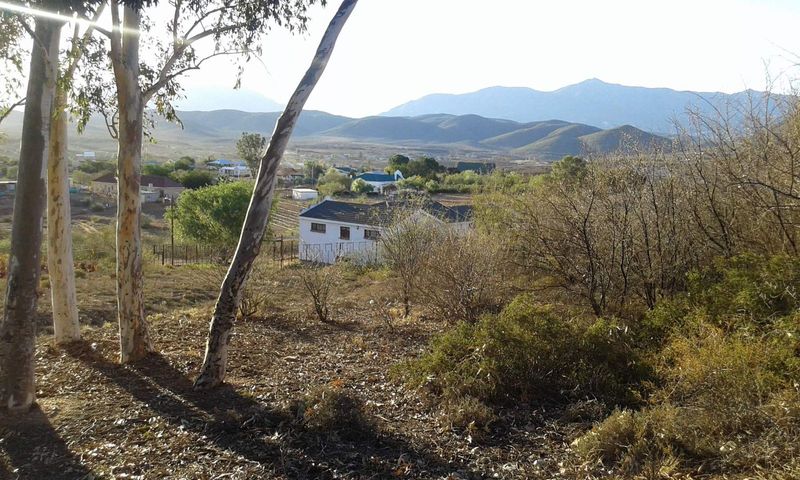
[454,161,496,174]
[91,173,185,200]
[298,198,472,264]
[292,188,319,201]
[354,170,404,194]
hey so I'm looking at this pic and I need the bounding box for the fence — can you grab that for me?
[299,241,380,265]
[151,236,299,267]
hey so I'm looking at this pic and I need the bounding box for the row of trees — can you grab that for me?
[0,0,358,411]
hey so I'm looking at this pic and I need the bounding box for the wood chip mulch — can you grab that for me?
[0,306,598,479]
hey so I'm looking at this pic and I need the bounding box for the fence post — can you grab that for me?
[161,245,165,265]
[280,235,284,268]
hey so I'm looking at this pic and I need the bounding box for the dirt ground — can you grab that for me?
[0,261,595,480]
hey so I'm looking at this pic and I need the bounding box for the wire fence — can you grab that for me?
[299,241,379,265]
[151,236,300,268]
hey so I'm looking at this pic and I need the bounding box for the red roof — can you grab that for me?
[93,173,183,188]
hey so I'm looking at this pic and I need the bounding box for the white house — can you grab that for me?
[219,165,252,178]
[292,188,319,201]
[298,198,472,264]
[353,170,404,194]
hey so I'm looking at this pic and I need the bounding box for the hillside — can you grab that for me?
[382,78,780,133]
[0,108,670,162]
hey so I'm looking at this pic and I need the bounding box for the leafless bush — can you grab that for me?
[298,259,341,323]
[416,229,504,323]
[238,257,273,320]
[379,200,438,317]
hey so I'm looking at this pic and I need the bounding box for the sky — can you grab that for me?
[175,0,800,118]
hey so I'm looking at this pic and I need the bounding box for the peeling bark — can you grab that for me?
[48,89,80,344]
[110,4,153,363]
[194,0,358,389]
[0,18,60,412]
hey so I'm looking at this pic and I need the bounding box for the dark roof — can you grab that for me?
[93,173,183,188]
[299,199,472,225]
[455,161,496,173]
[356,172,396,182]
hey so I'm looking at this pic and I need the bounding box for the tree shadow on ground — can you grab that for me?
[0,406,96,479]
[68,344,478,479]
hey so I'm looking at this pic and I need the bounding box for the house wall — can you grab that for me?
[365,180,395,194]
[298,217,381,264]
[153,186,184,199]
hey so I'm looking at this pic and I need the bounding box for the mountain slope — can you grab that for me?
[0,109,670,162]
[382,79,776,133]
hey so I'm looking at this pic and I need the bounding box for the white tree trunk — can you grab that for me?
[48,88,80,344]
[0,17,60,412]
[111,4,152,363]
[194,0,359,389]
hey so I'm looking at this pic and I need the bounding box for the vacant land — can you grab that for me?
[0,259,594,479]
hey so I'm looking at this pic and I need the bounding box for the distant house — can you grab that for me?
[354,170,404,194]
[278,166,304,184]
[0,180,16,195]
[292,188,319,201]
[91,173,185,201]
[207,159,240,169]
[219,165,252,179]
[298,198,472,264]
[455,161,496,174]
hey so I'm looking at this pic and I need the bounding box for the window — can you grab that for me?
[364,229,380,241]
[310,222,326,233]
[340,226,350,240]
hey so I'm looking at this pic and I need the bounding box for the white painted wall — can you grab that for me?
[298,217,381,264]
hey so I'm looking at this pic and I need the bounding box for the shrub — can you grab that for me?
[575,327,800,476]
[238,258,273,320]
[401,294,649,406]
[293,385,373,440]
[350,178,373,194]
[416,229,505,323]
[297,261,341,323]
[686,253,800,330]
[166,181,252,246]
[439,396,497,439]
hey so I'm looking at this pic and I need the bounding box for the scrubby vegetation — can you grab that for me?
[389,97,800,478]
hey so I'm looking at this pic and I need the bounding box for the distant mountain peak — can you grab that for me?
[381,80,779,133]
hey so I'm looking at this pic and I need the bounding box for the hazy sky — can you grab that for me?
[177,0,800,118]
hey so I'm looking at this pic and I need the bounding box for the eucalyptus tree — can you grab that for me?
[0,0,64,412]
[47,5,106,345]
[195,0,358,390]
[78,0,326,363]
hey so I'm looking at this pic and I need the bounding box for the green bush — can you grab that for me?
[686,253,800,330]
[576,254,800,476]
[575,328,800,475]
[166,181,252,246]
[401,294,650,406]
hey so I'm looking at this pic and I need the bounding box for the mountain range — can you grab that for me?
[1,109,670,162]
[382,78,775,134]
